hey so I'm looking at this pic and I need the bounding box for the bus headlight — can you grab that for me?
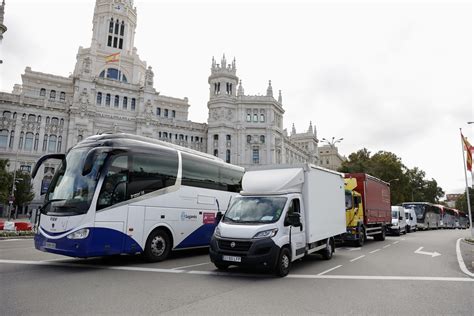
[253,228,278,239]
[214,226,221,238]
[67,228,90,239]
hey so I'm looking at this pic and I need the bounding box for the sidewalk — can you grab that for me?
[459,238,474,274]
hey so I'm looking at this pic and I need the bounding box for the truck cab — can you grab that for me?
[343,179,365,246]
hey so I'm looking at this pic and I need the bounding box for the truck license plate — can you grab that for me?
[222,255,241,262]
[45,242,56,249]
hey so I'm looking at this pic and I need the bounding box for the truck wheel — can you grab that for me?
[374,227,386,241]
[144,229,171,262]
[275,247,291,277]
[321,238,334,260]
[214,263,229,270]
[355,228,365,247]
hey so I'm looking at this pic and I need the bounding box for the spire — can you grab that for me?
[0,0,7,40]
[266,80,273,97]
[221,54,227,69]
[238,80,244,96]
[308,121,313,133]
[291,123,296,136]
[232,57,236,70]
[212,56,216,69]
[278,90,282,103]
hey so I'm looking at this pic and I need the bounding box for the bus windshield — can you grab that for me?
[223,196,287,224]
[404,204,425,219]
[43,147,106,216]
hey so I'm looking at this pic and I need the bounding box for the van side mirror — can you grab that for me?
[285,213,301,227]
[216,211,223,223]
[399,216,403,221]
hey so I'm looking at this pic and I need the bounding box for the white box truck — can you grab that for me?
[209,164,346,277]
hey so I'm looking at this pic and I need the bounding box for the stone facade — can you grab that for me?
[0,0,320,216]
[318,144,346,171]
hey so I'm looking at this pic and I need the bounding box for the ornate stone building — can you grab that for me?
[0,0,319,215]
[318,144,346,171]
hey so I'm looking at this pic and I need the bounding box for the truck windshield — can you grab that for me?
[223,196,287,224]
[42,147,106,216]
[392,211,398,218]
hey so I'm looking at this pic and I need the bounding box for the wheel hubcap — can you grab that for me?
[151,236,165,257]
[282,255,289,269]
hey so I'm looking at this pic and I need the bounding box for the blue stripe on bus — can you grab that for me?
[34,227,143,258]
[175,224,216,249]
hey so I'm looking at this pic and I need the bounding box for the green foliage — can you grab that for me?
[455,188,474,213]
[12,170,35,208]
[338,148,444,204]
[0,159,13,204]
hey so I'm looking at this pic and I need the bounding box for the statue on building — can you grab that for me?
[145,66,154,87]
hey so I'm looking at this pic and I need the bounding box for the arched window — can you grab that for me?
[51,117,58,125]
[46,116,50,124]
[99,68,127,82]
[164,109,168,117]
[123,97,128,109]
[214,149,218,157]
[96,92,102,105]
[77,135,83,142]
[260,135,265,144]
[37,115,41,123]
[60,118,64,126]
[246,113,251,122]
[2,111,11,118]
[163,132,168,138]
[40,88,46,97]
[247,135,251,143]
[213,134,219,140]
[226,135,231,141]
[172,110,176,118]
[106,94,111,106]
[28,114,35,122]
[13,112,17,119]
[226,150,231,163]
[156,107,161,116]
[9,130,14,148]
[34,133,39,151]
[0,130,8,148]
[120,21,125,36]
[114,19,119,35]
[50,90,56,99]
[42,134,48,151]
[48,135,57,152]
[253,113,258,122]
[60,92,66,101]
[260,114,265,122]
[131,98,136,111]
[24,132,34,151]
[22,113,26,120]
[114,95,120,108]
[109,18,114,33]
[57,136,62,152]
[19,131,24,149]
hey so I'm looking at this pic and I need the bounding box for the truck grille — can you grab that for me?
[217,239,252,252]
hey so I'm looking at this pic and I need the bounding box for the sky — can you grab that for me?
[0,0,472,195]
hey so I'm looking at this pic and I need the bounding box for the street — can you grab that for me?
[1,229,473,315]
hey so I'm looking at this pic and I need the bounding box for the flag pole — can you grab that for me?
[460,128,473,237]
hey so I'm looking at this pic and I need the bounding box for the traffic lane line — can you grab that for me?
[317,265,342,276]
[369,249,381,254]
[172,262,212,270]
[383,244,391,249]
[0,259,472,282]
[350,255,365,262]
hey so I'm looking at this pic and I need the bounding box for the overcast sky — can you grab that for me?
[0,0,472,195]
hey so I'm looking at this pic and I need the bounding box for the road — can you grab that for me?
[1,229,472,315]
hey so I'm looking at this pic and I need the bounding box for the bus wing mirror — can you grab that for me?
[82,148,125,176]
[216,211,223,223]
[32,154,65,179]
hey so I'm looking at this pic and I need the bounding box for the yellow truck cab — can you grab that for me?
[344,178,364,246]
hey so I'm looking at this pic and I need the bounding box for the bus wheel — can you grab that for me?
[144,229,171,262]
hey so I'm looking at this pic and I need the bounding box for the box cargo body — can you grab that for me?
[345,173,391,225]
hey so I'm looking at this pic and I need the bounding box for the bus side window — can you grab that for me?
[128,151,178,197]
[97,155,129,210]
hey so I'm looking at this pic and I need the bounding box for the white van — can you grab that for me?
[404,208,417,232]
[209,164,346,277]
[388,206,406,235]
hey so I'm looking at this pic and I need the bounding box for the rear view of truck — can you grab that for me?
[343,173,391,245]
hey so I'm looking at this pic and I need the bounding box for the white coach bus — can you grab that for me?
[32,133,244,262]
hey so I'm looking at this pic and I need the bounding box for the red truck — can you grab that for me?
[344,173,391,245]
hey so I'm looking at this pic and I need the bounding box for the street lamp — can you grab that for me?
[321,137,343,148]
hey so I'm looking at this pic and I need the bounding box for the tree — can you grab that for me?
[0,159,12,205]
[12,170,35,213]
[455,188,474,213]
[338,148,445,205]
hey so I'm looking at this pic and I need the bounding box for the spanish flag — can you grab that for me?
[461,132,472,171]
[105,52,120,63]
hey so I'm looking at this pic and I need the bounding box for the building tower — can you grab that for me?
[207,55,239,162]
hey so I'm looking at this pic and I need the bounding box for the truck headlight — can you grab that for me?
[67,228,89,239]
[214,226,221,238]
[253,228,278,239]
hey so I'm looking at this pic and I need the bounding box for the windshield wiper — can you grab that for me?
[40,199,66,214]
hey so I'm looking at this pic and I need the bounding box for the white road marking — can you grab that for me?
[369,249,381,254]
[414,247,441,258]
[0,239,23,242]
[317,265,342,276]
[456,238,474,277]
[172,262,211,270]
[350,255,365,262]
[0,259,472,282]
[392,241,400,245]
[383,244,391,249]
